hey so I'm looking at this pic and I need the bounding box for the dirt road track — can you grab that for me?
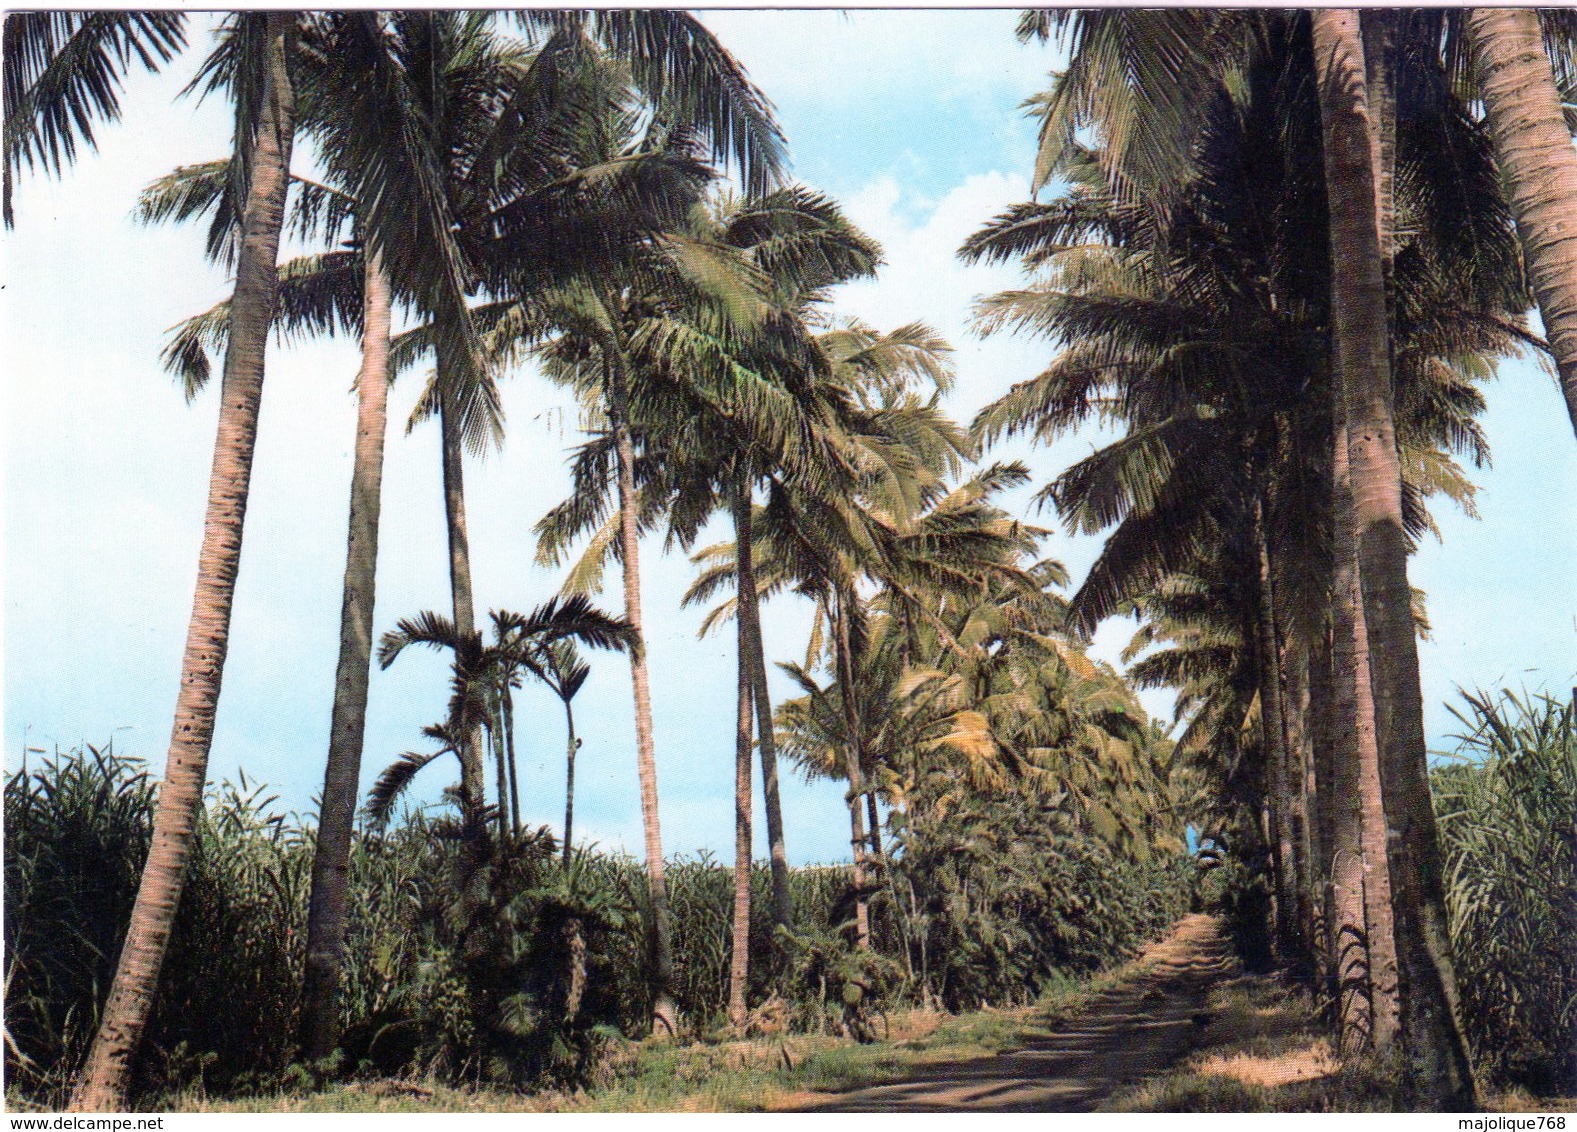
[793,913,1236,1112]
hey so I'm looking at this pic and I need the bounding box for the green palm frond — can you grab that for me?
[4,11,188,226]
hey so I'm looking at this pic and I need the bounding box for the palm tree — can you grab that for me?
[1465,9,1577,438]
[974,8,1529,1075]
[532,181,887,1023]
[135,141,399,1064]
[511,639,592,864]
[370,597,635,832]
[301,245,392,1062]
[2,11,187,227]
[1310,9,1474,1106]
[284,12,777,1051]
[347,16,779,1038]
[68,13,297,1112]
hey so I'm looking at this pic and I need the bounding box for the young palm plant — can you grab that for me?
[369,596,635,836]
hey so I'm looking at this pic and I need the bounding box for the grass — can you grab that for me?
[1102,974,1577,1113]
[170,956,1154,1113]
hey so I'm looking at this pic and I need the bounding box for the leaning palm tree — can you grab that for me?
[1464,10,1577,438]
[67,13,297,1113]
[135,142,398,1065]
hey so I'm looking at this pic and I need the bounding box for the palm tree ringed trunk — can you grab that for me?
[1283,632,1319,971]
[503,681,521,832]
[605,348,680,1036]
[1328,382,1404,1055]
[1355,6,1404,1054]
[736,490,794,931]
[436,361,487,837]
[299,246,393,1064]
[490,683,512,838]
[561,697,578,865]
[833,587,872,950]
[1306,621,1339,999]
[69,13,297,1112]
[1467,7,1577,439]
[728,496,755,1030]
[1251,495,1302,967]
[1311,9,1475,1106]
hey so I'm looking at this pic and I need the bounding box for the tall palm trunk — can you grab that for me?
[503,682,521,832]
[1284,633,1319,965]
[1329,397,1401,1053]
[1467,8,1577,438]
[561,697,578,865]
[605,350,679,1035]
[865,792,884,867]
[68,14,297,1112]
[728,497,755,1029]
[1306,624,1338,997]
[300,247,393,1063]
[735,492,794,930]
[833,587,872,949]
[1355,7,1404,1053]
[491,684,512,838]
[1312,10,1475,1105]
[1251,496,1301,965]
[437,364,487,833]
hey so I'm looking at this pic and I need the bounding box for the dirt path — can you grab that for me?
[792,913,1237,1112]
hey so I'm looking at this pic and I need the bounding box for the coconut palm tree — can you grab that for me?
[136,142,407,1063]
[67,13,297,1113]
[974,9,1530,1082]
[1464,10,1577,438]
[1309,10,1475,1105]
[355,16,779,1037]
[302,241,393,1064]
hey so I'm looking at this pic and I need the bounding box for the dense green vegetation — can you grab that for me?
[1434,691,1577,1094]
[4,743,1188,1106]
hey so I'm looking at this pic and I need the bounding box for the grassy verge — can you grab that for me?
[170,962,1149,1113]
[1101,975,1577,1114]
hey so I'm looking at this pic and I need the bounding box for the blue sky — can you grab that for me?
[4,11,1573,866]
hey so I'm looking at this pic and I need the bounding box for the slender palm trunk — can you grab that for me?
[736,493,794,930]
[561,698,578,865]
[1252,496,1302,966]
[728,508,754,1030]
[1329,395,1401,1055]
[1312,10,1475,1105]
[833,588,871,949]
[503,683,521,832]
[866,788,884,857]
[491,684,512,838]
[300,247,392,1063]
[1467,7,1577,438]
[69,15,296,1112]
[437,366,486,834]
[1357,6,1404,1053]
[1307,624,1338,998]
[1284,633,1318,966]
[605,351,679,1035]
